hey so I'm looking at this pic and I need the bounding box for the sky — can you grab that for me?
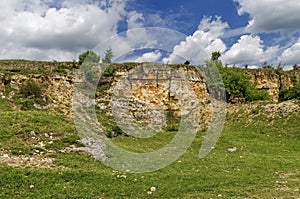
[1,0,300,69]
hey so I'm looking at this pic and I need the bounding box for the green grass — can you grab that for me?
[0,110,77,154]
[0,101,299,198]
[1,60,299,198]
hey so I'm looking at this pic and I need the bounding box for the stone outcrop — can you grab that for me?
[110,64,212,134]
[0,61,299,117]
[246,70,300,102]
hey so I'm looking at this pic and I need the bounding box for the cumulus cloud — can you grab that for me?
[278,38,300,65]
[135,51,162,63]
[0,0,129,61]
[222,35,279,65]
[163,16,228,64]
[235,0,300,34]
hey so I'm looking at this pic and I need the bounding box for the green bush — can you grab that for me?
[163,110,180,132]
[103,64,114,76]
[112,125,123,136]
[279,84,300,100]
[20,96,35,110]
[245,86,270,102]
[205,59,270,102]
[279,76,300,101]
[19,79,42,99]
[78,50,100,66]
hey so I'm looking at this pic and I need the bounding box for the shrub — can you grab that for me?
[163,110,180,132]
[245,86,270,102]
[20,96,35,110]
[103,64,114,76]
[206,60,270,102]
[19,79,42,99]
[279,84,300,100]
[78,50,100,66]
[279,76,300,101]
[112,125,123,136]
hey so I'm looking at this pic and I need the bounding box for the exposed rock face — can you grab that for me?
[246,70,300,102]
[1,62,299,117]
[110,64,212,135]
[3,71,76,115]
[45,74,76,115]
[247,71,280,102]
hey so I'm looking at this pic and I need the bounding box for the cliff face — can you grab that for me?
[0,61,299,118]
[107,64,212,132]
[246,70,300,102]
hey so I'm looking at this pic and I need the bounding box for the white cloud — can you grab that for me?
[0,0,129,61]
[135,51,162,63]
[278,38,300,65]
[222,35,279,65]
[235,0,300,34]
[127,11,145,29]
[163,16,228,64]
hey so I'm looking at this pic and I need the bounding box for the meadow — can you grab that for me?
[0,97,299,198]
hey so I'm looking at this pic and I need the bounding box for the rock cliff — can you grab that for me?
[245,69,300,102]
[0,61,299,118]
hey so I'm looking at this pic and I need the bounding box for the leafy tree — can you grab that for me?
[206,52,270,102]
[102,49,114,63]
[293,64,300,70]
[219,67,269,102]
[184,60,190,65]
[262,61,272,69]
[211,51,221,62]
[78,50,100,66]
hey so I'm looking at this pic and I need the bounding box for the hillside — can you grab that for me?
[0,60,300,198]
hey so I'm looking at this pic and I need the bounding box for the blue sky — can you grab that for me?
[1,0,300,68]
[130,0,249,32]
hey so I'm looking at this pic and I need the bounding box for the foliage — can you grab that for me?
[19,79,42,99]
[102,49,114,64]
[78,50,100,66]
[54,66,67,74]
[291,76,298,85]
[206,52,270,102]
[1,103,300,198]
[200,60,226,101]
[220,67,270,102]
[211,51,221,61]
[279,76,300,101]
[103,64,114,76]
[293,64,300,70]
[163,110,180,132]
[184,60,190,65]
[111,125,123,137]
[245,86,270,102]
[19,96,36,110]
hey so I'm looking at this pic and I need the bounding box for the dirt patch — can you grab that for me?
[0,153,54,168]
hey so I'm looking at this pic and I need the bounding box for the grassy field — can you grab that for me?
[0,96,300,198]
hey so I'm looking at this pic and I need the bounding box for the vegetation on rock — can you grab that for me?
[78,50,100,66]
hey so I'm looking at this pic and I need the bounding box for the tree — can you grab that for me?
[184,60,190,65]
[206,52,269,102]
[262,61,272,69]
[78,50,100,66]
[102,49,114,63]
[211,51,221,62]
